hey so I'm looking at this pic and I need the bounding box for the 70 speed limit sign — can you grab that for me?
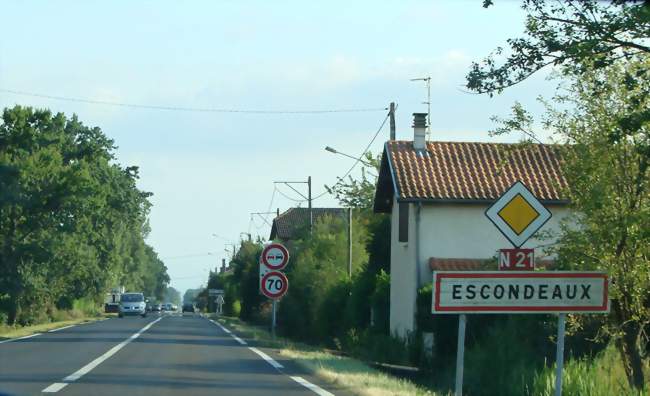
[260,271,289,299]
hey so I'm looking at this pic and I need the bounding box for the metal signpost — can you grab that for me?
[259,243,290,337]
[436,181,610,396]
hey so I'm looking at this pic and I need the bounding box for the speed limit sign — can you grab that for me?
[260,271,289,299]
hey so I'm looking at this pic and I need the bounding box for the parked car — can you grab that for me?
[118,293,147,318]
[152,304,162,312]
[182,303,195,313]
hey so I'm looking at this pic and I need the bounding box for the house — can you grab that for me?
[373,113,569,337]
[270,207,347,241]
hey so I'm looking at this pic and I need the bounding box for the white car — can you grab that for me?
[118,293,147,318]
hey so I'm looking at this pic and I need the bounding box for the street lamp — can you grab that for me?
[325,146,374,167]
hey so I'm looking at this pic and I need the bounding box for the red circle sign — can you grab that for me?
[261,243,289,270]
[260,271,289,299]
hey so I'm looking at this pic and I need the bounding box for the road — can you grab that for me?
[0,314,346,396]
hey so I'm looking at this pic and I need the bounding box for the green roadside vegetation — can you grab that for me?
[215,316,439,396]
[0,107,171,328]
[0,297,108,339]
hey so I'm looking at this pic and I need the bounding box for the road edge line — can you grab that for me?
[248,347,284,369]
[290,376,335,396]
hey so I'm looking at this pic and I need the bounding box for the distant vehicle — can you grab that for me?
[152,304,162,312]
[182,303,195,313]
[118,293,147,318]
[164,303,173,311]
[172,304,178,311]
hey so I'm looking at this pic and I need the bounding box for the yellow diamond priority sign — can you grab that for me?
[485,181,551,248]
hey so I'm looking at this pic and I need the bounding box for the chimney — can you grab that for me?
[220,258,226,273]
[412,113,427,151]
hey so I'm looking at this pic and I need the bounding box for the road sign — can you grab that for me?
[432,271,609,314]
[498,248,534,271]
[261,243,290,270]
[216,295,225,304]
[485,181,552,248]
[208,289,224,296]
[260,271,289,299]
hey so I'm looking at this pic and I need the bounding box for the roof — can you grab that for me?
[270,207,346,240]
[429,257,555,271]
[374,140,568,212]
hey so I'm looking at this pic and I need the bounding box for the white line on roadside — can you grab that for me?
[248,347,284,369]
[41,317,162,393]
[48,325,76,333]
[0,332,42,344]
[290,376,335,396]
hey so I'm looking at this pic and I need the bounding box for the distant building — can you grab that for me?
[270,207,346,241]
[373,113,569,337]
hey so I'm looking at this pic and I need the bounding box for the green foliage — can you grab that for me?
[532,344,649,396]
[0,106,169,325]
[468,0,649,95]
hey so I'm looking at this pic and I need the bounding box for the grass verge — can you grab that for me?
[213,315,443,396]
[0,316,107,340]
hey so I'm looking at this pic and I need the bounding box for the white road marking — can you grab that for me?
[40,317,162,392]
[42,383,68,393]
[248,347,283,369]
[232,335,247,345]
[0,332,42,344]
[290,376,335,396]
[48,325,75,332]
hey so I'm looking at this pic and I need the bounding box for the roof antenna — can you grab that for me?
[410,77,431,140]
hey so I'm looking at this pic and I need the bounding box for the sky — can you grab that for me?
[0,1,559,294]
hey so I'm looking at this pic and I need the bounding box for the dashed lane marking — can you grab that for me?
[41,317,162,393]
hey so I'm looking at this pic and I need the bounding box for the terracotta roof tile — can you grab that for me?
[387,141,567,202]
[270,207,346,240]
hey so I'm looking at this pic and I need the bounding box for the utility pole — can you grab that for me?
[389,102,396,140]
[348,207,352,278]
[308,176,312,233]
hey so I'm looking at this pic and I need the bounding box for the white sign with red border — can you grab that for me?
[260,271,289,299]
[261,243,290,270]
[432,271,609,314]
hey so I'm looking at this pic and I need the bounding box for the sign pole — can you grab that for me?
[271,299,277,339]
[555,313,566,396]
[455,314,467,396]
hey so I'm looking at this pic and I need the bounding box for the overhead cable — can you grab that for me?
[0,88,387,114]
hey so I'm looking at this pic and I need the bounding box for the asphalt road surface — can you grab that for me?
[0,314,347,396]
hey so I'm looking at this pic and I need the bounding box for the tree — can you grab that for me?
[491,57,650,390]
[468,1,649,96]
[0,106,168,325]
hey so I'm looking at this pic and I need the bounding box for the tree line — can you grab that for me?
[0,106,170,326]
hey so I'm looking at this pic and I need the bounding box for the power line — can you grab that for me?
[0,88,387,115]
[276,186,308,203]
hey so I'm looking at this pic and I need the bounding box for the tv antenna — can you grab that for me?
[410,76,431,138]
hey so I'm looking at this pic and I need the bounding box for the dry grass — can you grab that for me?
[0,316,105,340]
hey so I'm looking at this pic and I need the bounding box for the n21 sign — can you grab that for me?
[499,248,534,271]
